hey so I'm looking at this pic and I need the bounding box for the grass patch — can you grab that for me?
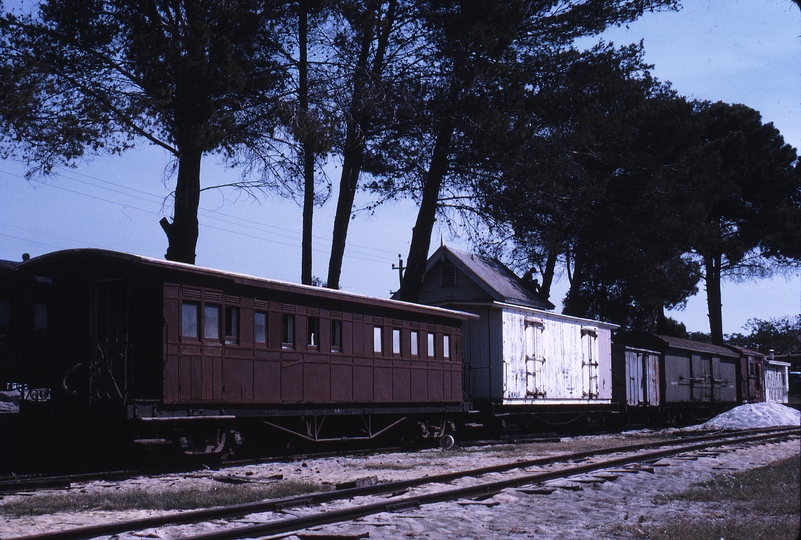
[621,455,800,540]
[0,479,324,516]
[654,455,800,513]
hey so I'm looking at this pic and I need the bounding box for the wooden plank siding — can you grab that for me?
[163,283,466,406]
[497,307,615,405]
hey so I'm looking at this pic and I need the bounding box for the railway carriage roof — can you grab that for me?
[654,334,740,357]
[616,331,739,357]
[14,248,478,320]
[725,344,765,358]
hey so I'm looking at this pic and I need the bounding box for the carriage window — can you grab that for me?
[0,300,9,327]
[331,319,342,352]
[427,332,435,358]
[282,314,295,349]
[443,334,450,359]
[410,331,419,357]
[204,305,220,340]
[34,303,48,329]
[254,312,267,344]
[307,317,320,349]
[182,302,199,338]
[392,328,401,355]
[225,306,239,344]
[373,326,383,354]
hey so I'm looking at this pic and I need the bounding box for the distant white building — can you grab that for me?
[413,245,617,406]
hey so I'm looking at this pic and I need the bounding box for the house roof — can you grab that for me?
[425,245,554,310]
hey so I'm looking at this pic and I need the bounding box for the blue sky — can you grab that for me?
[1,0,799,334]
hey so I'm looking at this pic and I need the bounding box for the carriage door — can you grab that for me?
[644,352,661,406]
[625,350,644,406]
[690,354,711,401]
[710,356,722,401]
[581,327,599,399]
[626,349,643,406]
[717,359,737,402]
[524,318,545,398]
[90,280,129,402]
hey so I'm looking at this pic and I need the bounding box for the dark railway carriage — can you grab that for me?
[0,257,52,390]
[613,332,740,423]
[725,346,765,403]
[1,249,474,456]
[775,353,801,409]
[611,345,661,410]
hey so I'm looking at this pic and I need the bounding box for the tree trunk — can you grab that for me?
[161,149,202,264]
[326,0,397,289]
[327,140,364,289]
[299,3,314,285]
[398,123,453,302]
[539,251,558,301]
[705,251,724,344]
[326,25,372,289]
[563,248,587,317]
[301,150,315,284]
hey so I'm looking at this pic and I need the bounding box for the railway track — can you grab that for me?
[5,426,797,540]
[0,444,410,494]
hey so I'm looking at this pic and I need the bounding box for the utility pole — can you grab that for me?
[392,254,405,295]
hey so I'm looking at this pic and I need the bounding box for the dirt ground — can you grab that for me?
[0,403,798,539]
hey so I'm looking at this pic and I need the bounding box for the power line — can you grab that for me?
[1,161,406,265]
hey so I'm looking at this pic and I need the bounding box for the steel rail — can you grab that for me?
[186,428,800,540]
[0,469,145,493]
[9,427,798,540]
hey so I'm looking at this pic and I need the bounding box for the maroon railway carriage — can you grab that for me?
[1,249,473,455]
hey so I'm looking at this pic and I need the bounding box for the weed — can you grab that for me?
[622,456,800,540]
[0,479,325,516]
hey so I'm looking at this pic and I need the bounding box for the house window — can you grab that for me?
[373,326,383,354]
[443,334,450,359]
[331,319,342,352]
[282,313,295,349]
[441,262,456,286]
[182,302,199,338]
[392,328,401,355]
[427,332,435,358]
[254,312,267,344]
[308,317,320,349]
[411,331,419,357]
[0,300,9,327]
[204,305,220,340]
[225,306,239,344]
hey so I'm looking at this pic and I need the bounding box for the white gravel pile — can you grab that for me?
[0,390,20,413]
[691,402,800,430]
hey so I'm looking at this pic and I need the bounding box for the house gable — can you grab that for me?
[418,257,498,306]
[416,245,553,311]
